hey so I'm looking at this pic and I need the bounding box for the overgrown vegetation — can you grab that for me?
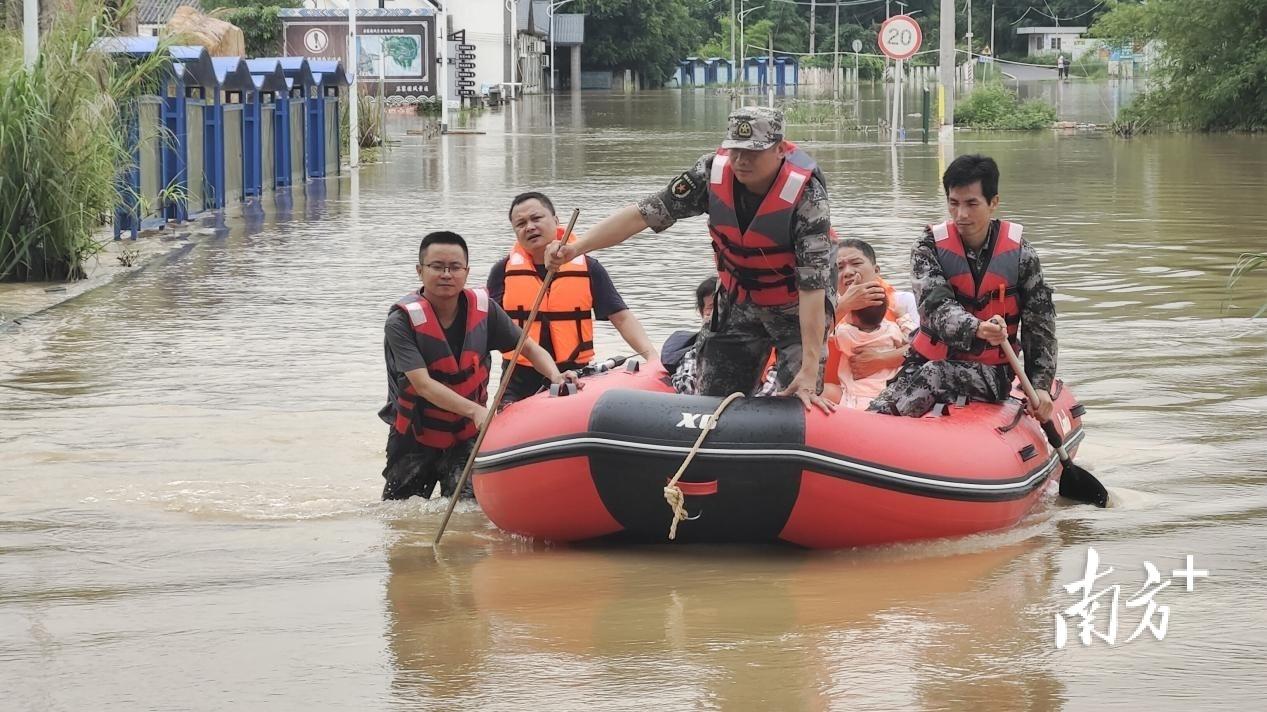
[1091,0,1267,131]
[956,82,1057,130]
[783,99,855,126]
[339,88,388,162]
[1,1,167,281]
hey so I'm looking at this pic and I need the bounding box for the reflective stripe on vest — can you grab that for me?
[707,145,817,307]
[910,220,1024,366]
[503,226,595,369]
[390,288,491,449]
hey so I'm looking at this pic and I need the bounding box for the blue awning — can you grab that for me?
[246,60,289,95]
[211,57,256,94]
[309,60,353,87]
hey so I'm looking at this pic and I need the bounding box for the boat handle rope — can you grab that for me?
[664,391,745,540]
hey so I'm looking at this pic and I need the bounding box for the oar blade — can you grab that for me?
[1058,461,1108,508]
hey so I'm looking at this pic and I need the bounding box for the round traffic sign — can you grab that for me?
[878,15,922,61]
[851,39,862,54]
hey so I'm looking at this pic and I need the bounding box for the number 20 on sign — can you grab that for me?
[878,14,922,61]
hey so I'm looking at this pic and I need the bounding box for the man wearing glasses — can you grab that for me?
[489,191,658,405]
[379,231,579,501]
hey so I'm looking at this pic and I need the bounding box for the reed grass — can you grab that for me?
[1,1,166,281]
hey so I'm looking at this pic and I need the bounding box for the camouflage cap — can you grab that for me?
[721,106,784,150]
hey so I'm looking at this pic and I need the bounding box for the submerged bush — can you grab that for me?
[956,83,1057,130]
[1,1,165,281]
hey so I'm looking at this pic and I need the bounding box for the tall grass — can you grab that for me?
[0,1,166,281]
[1229,252,1267,318]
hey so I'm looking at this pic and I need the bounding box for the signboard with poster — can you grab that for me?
[279,9,436,103]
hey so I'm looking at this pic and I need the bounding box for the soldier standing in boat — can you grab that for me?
[547,106,836,413]
[867,154,1058,420]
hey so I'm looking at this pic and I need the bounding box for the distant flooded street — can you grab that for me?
[3,88,1266,710]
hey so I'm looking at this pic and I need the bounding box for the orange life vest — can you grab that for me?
[910,220,1023,366]
[502,226,595,370]
[390,288,491,449]
[708,144,818,307]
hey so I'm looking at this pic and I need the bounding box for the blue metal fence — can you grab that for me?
[98,39,351,239]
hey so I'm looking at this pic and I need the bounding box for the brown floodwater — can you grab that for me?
[3,88,1266,710]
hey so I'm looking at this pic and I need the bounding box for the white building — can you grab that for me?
[303,1,580,97]
[306,0,508,95]
[1015,26,1095,59]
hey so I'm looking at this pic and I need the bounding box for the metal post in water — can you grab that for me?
[348,0,359,168]
[922,87,930,143]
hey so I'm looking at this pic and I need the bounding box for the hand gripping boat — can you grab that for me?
[472,361,1086,548]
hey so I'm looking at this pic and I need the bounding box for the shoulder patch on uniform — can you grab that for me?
[670,171,699,199]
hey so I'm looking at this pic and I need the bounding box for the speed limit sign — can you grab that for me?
[878,14,922,61]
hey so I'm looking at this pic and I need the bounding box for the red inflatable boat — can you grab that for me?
[472,360,1086,548]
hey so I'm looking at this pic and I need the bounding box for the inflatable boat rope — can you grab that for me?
[663,391,745,540]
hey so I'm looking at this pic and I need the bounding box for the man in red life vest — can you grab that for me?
[488,191,657,405]
[547,107,836,413]
[868,155,1058,420]
[379,231,579,501]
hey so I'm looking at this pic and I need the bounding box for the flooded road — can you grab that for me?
[3,89,1266,710]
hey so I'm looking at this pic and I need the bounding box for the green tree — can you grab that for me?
[203,1,299,58]
[574,0,712,85]
[1091,0,1267,130]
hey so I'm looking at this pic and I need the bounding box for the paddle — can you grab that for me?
[433,208,582,545]
[993,320,1108,508]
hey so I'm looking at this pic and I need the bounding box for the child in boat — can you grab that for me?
[832,296,907,410]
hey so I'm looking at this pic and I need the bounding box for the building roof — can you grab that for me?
[138,0,201,26]
[1015,26,1088,35]
[553,13,584,46]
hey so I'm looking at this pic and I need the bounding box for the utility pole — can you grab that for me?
[348,0,359,168]
[768,31,775,108]
[810,0,816,55]
[939,0,954,127]
[439,2,449,132]
[833,0,840,100]
[966,0,973,56]
[23,0,38,68]
[731,0,737,79]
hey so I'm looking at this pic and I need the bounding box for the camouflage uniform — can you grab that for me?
[637,107,836,397]
[867,220,1058,417]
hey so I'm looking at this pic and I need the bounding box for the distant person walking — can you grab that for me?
[1056,54,1068,80]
